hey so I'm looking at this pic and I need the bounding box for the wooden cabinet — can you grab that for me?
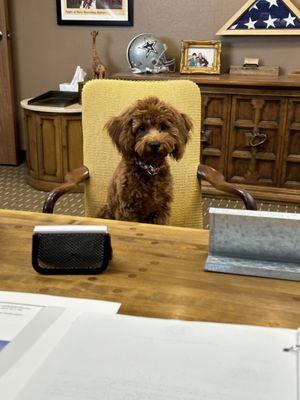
[114,72,300,202]
[227,95,286,187]
[201,93,229,174]
[22,101,83,191]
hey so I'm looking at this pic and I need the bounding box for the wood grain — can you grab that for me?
[0,209,299,329]
[114,72,300,89]
[0,0,18,164]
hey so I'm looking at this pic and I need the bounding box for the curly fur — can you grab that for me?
[98,96,192,224]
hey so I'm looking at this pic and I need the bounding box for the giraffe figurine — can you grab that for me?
[91,31,106,79]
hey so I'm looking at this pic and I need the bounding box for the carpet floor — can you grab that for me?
[0,164,299,229]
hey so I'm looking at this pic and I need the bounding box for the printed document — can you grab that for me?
[2,314,297,400]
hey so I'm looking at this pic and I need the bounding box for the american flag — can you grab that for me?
[229,0,300,30]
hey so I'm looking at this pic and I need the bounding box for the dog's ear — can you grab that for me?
[105,114,134,156]
[181,113,193,136]
[105,116,122,148]
[171,112,193,161]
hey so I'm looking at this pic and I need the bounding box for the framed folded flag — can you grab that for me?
[217,0,300,35]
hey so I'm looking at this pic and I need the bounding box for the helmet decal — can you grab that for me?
[139,39,158,58]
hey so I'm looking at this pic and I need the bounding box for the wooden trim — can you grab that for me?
[43,166,89,213]
[0,0,18,164]
[113,72,300,89]
[198,164,257,210]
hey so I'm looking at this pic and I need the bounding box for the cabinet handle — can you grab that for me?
[0,31,3,41]
[201,129,212,144]
[245,131,267,147]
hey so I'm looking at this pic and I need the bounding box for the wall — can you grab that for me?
[9,0,300,148]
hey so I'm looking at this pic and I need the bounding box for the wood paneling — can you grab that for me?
[281,98,300,188]
[201,93,229,174]
[227,96,285,186]
[36,114,62,182]
[62,116,83,173]
[0,0,18,164]
[24,111,38,178]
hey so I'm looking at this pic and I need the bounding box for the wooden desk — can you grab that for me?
[0,209,299,328]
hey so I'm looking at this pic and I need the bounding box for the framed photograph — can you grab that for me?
[180,40,221,74]
[56,0,133,26]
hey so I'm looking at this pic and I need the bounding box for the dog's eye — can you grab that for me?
[160,123,168,131]
[138,124,146,132]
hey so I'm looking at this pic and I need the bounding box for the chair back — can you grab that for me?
[82,79,202,228]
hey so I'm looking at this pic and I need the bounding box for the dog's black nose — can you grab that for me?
[149,141,161,152]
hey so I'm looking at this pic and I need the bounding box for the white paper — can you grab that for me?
[10,315,298,400]
[0,302,42,350]
[0,291,120,399]
[0,291,119,314]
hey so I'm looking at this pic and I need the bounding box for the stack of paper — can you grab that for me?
[0,294,298,400]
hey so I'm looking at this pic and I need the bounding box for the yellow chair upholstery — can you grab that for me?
[82,79,203,229]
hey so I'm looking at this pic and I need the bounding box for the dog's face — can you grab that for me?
[105,97,192,162]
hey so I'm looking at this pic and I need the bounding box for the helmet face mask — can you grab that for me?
[127,33,175,74]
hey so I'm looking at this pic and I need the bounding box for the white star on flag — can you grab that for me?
[264,14,277,28]
[283,12,296,26]
[230,24,238,30]
[249,1,258,11]
[244,17,258,29]
[265,0,278,8]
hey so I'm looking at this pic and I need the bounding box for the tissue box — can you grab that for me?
[59,83,79,92]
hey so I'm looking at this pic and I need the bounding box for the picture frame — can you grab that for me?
[56,0,133,26]
[216,0,300,36]
[180,40,221,75]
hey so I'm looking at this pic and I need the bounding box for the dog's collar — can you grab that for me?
[134,158,163,176]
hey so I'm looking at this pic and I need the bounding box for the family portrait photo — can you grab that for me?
[57,0,133,26]
[187,48,213,68]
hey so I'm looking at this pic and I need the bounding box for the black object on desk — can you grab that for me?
[28,91,79,107]
[32,226,112,274]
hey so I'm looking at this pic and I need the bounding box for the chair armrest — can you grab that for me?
[197,164,257,210]
[43,166,90,214]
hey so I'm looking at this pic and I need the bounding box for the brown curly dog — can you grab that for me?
[98,96,192,224]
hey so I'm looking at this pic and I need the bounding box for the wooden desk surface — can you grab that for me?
[0,209,299,328]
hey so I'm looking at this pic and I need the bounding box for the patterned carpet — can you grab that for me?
[0,164,299,229]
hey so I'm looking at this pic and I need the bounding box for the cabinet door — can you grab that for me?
[61,115,83,175]
[280,98,300,189]
[36,114,63,182]
[24,111,38,178]
[227,96,285,186]
[201,93,229,174]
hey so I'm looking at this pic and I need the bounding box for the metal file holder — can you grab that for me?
[205,208,300,281]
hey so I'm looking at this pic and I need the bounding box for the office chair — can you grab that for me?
[43,79,256,229]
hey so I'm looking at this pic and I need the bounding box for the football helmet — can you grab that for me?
[127,33,175,74]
